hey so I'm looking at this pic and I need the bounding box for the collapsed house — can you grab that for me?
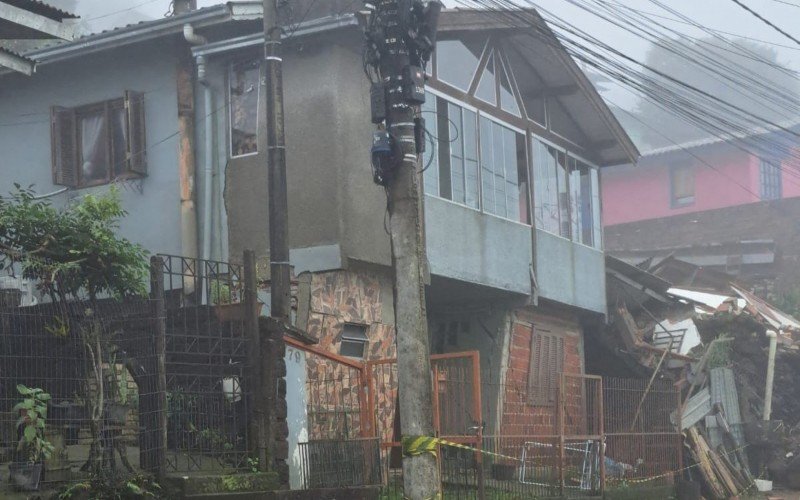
[595,254,800,497]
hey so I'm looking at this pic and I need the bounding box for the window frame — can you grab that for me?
[51,93,145,190]
[339,323,369,360]
[425,86,532,226]
[759,158,782,201]
[531,135,603,249]
[228,58,261,159]
[74,99,127,188]
[669,163,695,208]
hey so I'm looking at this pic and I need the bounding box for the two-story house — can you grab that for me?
[0,1,637,442]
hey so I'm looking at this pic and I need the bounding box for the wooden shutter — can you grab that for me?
[528,330,564,406]
[124,90,147,175]
[50,106,78,187]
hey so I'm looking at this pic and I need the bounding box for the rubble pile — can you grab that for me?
[603,255,800,496]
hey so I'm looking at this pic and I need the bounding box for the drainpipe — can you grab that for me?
[764,329,779,420]
[183,24,214,266]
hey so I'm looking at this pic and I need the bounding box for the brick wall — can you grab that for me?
[500,308,584,436]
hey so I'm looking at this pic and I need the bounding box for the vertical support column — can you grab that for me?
[149,256,168,481]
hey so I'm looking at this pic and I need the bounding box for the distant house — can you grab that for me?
[602,125,800,303]
[602,125,800,226]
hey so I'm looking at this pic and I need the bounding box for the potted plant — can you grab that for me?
[210,280,245,321]
[10,384,54,491]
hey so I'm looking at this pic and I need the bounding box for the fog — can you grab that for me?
[47,0,800,150]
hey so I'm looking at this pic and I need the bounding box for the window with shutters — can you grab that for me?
[51,91,147,188]
[527,330,565,406]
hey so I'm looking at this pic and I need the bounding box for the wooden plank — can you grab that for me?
[685,428,726,499]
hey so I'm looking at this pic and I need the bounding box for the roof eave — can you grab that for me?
[0,46,33,74]
[16,3,235,67]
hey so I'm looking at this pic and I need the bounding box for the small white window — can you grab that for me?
[340,323,369,359]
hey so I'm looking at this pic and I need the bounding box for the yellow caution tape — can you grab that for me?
[402,434,755,491]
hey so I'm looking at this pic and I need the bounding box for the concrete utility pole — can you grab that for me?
[363,1,442,498]
[262,0,290,482]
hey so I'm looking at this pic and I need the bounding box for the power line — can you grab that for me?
[728,0,800,47]
[452,0,800,190]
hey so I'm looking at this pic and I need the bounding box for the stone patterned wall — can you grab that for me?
[303,270,396,440]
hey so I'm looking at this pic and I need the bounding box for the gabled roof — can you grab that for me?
[438,9,638,166]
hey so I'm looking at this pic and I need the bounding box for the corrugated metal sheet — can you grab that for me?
[679,388,710,430]
[706,367,748,469]
[3,0,78,21]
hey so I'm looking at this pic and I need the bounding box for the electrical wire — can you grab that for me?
[728,0,800,47]
[453,0,800,186]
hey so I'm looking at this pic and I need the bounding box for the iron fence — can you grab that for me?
[298,437,381,489]
[157,254,256,473]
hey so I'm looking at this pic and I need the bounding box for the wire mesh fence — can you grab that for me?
[0,253,267,495]
[0,300,162,494]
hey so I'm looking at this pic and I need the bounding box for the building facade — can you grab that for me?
[0,2,637,443]
[602,133,800,226]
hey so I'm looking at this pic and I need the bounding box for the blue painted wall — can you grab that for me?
[0,40,184,257]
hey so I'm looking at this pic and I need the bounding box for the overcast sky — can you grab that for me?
[58,0,800,110]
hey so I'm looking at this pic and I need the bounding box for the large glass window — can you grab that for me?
[435,98,479,208]
[480,117,528,221]
[533,139,601,247]
[533,140,568,236]
[569,158,599,247]
[436,40,482,91]
[423,94,529,223]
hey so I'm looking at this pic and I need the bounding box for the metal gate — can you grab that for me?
[366,351,483,496]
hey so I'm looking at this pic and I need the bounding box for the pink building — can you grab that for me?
[602,135,800,226]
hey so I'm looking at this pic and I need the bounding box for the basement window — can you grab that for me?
[229,60,260,158]
[51,92,147,188]
[340,323,369,359]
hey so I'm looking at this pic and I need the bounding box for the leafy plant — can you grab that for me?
[14,384,54,463]
[707,334,733,369]
[210,281,233,305]
[245,457,259,473]
[0,185,149,303]
[55,473,162,499]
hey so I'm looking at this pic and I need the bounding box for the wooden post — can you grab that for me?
[243,250,264,466]
[149,256,168,481]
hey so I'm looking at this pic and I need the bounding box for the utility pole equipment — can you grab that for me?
[261,0,290,483]
[361,1,442,498]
